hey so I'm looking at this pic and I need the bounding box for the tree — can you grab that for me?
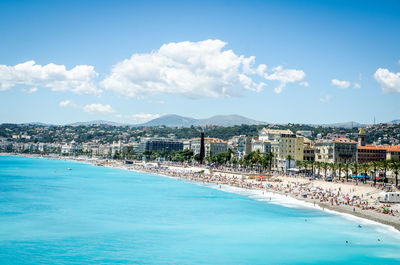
[286,155,294,172]
[343,163,350,182]
[266,152,274,170]
[315,161,322,178]
[310,160,315,176]
[351,162,359,180]
[389,160,400,187]
[322,162,329,179]
[380,160,389,184]
[231,157,238,168]
[369,161,380,186]
[328,163,336,179]
[336,162,344,180]
[260,154,269,172]
[360,163,370,183]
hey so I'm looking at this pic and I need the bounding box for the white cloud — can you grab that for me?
[319,94,332,102]
[264,66,306,93]
[83,103,115,114]
[0,60,100,95]
[374,68,400,94]
[60,100,73,108]
[27,87,38,94]
[60,100,115,115]
[299,81,309,87]
[126,113,161,123]
[331,79,350,89]
[353,82,361,89]
[102,39,306,97]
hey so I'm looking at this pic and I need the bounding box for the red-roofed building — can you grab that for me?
[358,145,387,163]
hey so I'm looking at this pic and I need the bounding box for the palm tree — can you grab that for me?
[360,163,370,183]
[315,161,322,178]
[310,160,315,176]
[322,162,329,179]
[343,162,350,182]
[369,161,380,186]
[286,155,294,172]
[351,162,359,181]
[260,154,269,172]
[231,157,238,169]
[296,160,305,172]
[266,152,274,171]
[380,160,389,183]
[389,160,400,187]
[336,162,344,180]
[328,163,336,179]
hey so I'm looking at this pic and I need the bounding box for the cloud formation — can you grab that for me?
[60,100,115,114]
[319,94,332,102]
[0,60,100,95]
[126,113,161,123]
[331,79,350,89]
[374,68,400,94]
[83,104,115,114]
[265,66,306,93]
[102,40,306,98]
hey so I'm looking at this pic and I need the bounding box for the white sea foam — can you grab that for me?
[196,182,400,238]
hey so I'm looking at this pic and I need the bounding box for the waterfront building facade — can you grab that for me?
[191,137,227,157]
[315,138,358,164]
[136,138,183,154]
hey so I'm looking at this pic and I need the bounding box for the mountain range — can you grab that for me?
[7,115,400,128]
[139,114,263,127]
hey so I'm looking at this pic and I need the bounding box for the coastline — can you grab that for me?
[2,153,399,233]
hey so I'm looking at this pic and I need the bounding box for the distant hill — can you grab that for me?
[140,114,198,127]
[20,122,55,126]
[139,114,265,127]
[318,121,366,129]
[390,119,400,124]
[67,120,128,126]
[198,115,263,126]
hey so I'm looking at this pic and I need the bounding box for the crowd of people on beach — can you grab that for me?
[108,160,400,220]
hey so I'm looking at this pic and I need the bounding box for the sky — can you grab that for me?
[0,0,399,125]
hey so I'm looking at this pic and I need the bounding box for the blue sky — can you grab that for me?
[0,0,399,125]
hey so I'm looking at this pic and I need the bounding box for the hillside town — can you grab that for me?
[1,122,400,185]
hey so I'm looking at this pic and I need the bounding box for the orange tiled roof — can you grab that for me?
[358,145,387,150]
[385,145,400,152]
[332,138,357,144]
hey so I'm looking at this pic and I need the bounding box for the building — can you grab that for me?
[385,145,400,161]
[259,128,293,142]
[270,134,304,171]
[297,130,313,137]
[251,139,271,154]
[229,135,253,159]
[136,138,183,154]
[191,137,227,157]
[358,127,366,147]
[358,145,387,163]
[315,138,358,164]
[303,137,315,161]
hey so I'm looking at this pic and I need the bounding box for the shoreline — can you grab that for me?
[2,153,400,233]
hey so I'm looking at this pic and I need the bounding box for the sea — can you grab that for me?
[0,155,399,264]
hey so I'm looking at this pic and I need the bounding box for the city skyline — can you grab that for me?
[1,0,400,125]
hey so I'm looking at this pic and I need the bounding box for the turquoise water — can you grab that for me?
[0,156,399,264]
